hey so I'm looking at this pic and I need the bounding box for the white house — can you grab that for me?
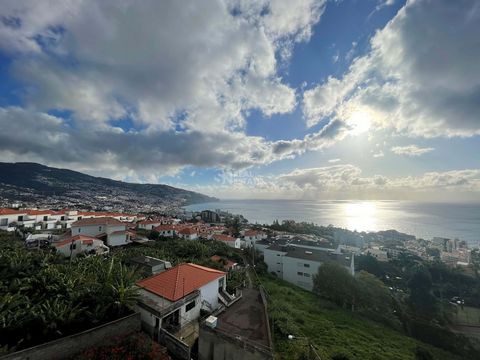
[212,234,241,249]
[243,229,267,248]
[178,227,198,240]
[137,220,163,231]
[0,208,27,231]
[71,217,130,247]
[135,263,228,343]
[264,244,355,291]
[52,235,109,258]
[154,224,177,237]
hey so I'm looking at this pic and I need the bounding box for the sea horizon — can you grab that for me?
[186,199,480,246]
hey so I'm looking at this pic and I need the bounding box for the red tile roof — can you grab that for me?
[53,235,99,247]
[25,209,54,215]
[213,234,236,242]
[138,220,162,225]
[72,217,124,227]
[155,224,176,231]
[178,227,197,235]
[137,263,225,301]
[0,208,26,215]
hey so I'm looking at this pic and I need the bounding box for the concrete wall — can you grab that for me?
[0,313,141,360]
[263,248,286,277]
[199,277,223,311]
[282,256,321,291]
[199,326,273,360]
[108,231,128,246]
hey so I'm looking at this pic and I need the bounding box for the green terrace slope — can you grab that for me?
[260,276,460,360]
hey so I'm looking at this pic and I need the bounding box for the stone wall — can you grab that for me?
[1,313,141,360]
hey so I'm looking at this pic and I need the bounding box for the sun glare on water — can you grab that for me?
[343,201,378,232]
[347,110,372,135]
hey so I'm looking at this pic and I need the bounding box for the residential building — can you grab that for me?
[0,208,27,231]
[243,229,267,247]
[155,224,177,237]
[178,227,198,240]
[264,245,355,291]
[52,235,109,258]
[200,210,221,223]
[127,256,172,277]
[135,264,232,359]
[210,255,239,271]
[71,217,131,247]
[137,220,163,231]
[212,234,241,249]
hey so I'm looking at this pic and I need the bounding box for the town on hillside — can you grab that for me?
[1,206,480,360]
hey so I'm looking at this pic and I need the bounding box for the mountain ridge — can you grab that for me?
[0,162,217,211]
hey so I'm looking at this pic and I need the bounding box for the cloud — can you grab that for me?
[302,0,480,138]
[191,165,480,199]
[0,106,347,179]
[0,0,333,177]
[373,151,384,158]
[391,144,434,156]
[328,158,341,163]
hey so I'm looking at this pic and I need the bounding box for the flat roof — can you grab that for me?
[214,288,271,348]
[267,244,352,266]
[129,256,167,267]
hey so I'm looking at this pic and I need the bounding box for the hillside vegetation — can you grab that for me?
[261,275,462,360]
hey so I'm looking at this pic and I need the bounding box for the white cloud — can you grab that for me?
[391,145,434,156]
[0,0,333,177]
[302,0,480,138]
[328,158,341,163]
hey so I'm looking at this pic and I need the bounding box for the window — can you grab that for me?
[297,271,303,276]
[304,263,310,268]
[18,216,23,221]
[43,216,48,221]
[185,301,195,312]
[61,216,65,221]
[304,273,311,278]
[70,243,77,250]
[78,228,81,233]
[99,226,102,231]
[276,262,281,265]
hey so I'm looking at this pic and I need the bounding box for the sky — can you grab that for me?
[0,0,479,201]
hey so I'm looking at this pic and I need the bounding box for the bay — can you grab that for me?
[185,200,480,246]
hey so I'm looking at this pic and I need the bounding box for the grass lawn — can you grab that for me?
[260,275,461,360]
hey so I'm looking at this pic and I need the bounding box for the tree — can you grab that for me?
[313,262,355,309]
[408,266,437,317]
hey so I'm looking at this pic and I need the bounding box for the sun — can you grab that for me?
[347,110,372,135]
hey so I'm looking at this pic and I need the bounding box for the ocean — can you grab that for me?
[185,200,480,246]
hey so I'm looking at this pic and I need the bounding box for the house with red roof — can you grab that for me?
[154,224,178,237]
[135,263,235,351]
[178,227,198,240]
[212,234,241,249]
[71,217,131,247]
[0,208,27,231]
[52,235,109,258]
[243,229,267,247]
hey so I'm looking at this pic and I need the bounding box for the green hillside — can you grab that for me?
[260,276,461,360]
